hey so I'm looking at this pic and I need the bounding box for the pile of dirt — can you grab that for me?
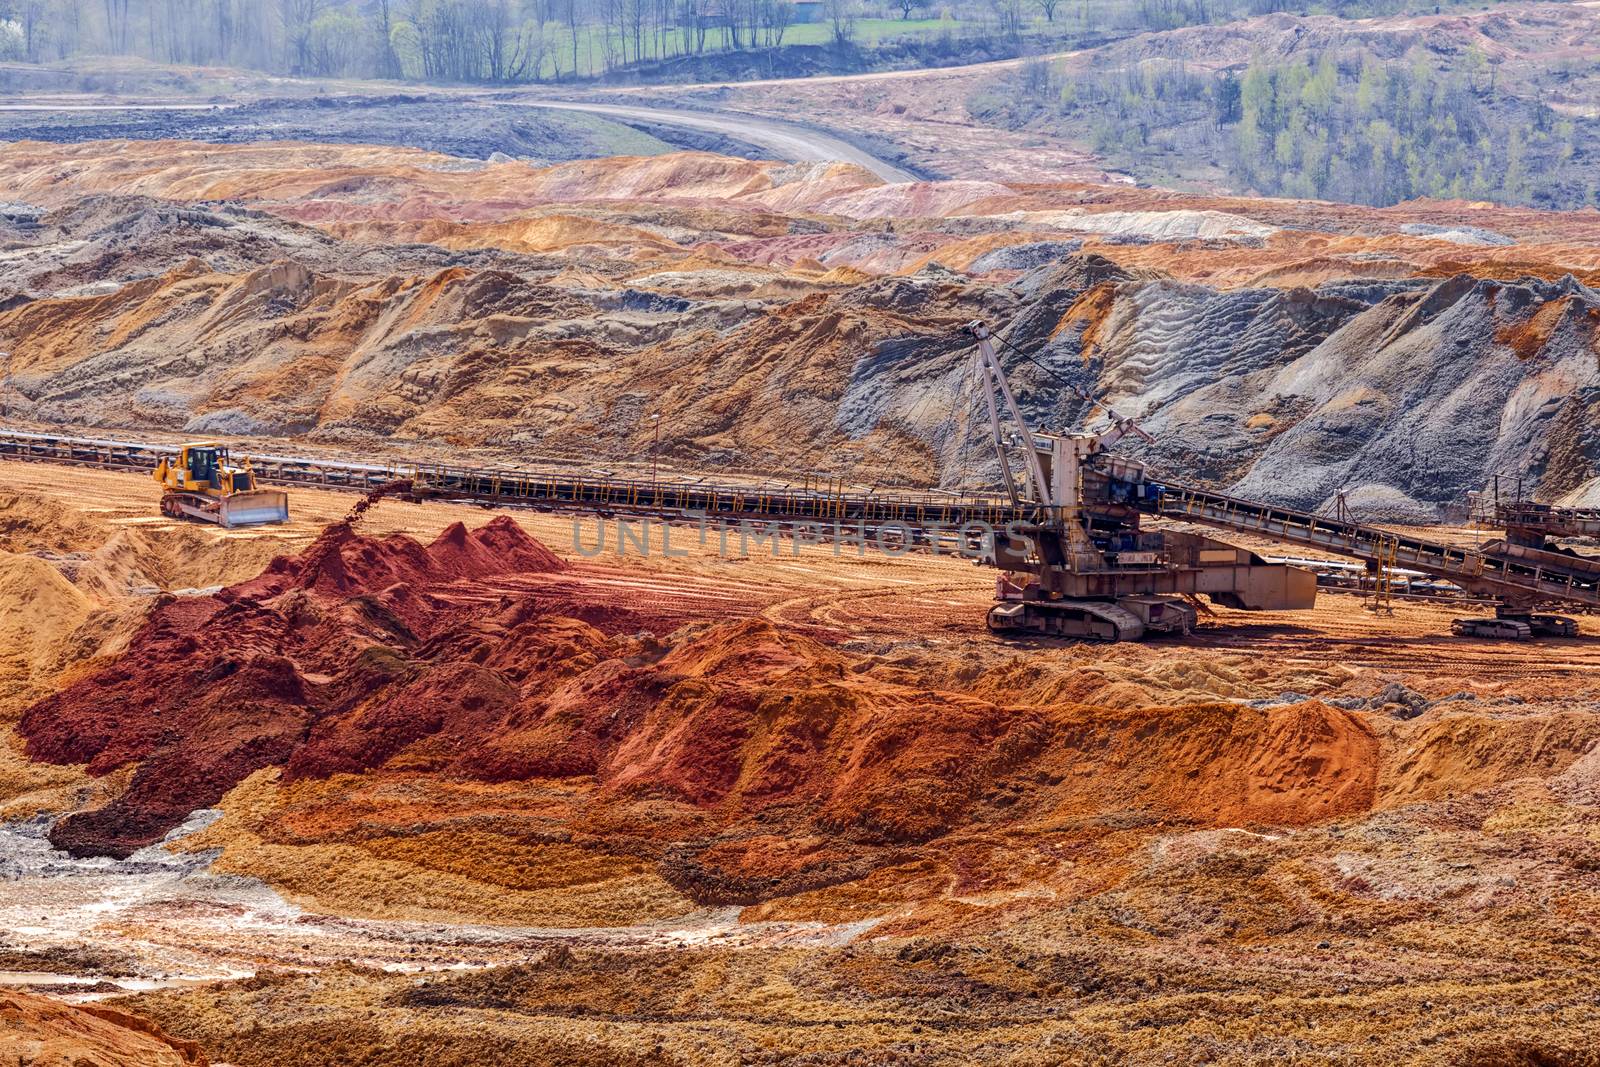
[0,989,206,1066]
[1379,708,1600,807]
[165,624,1383,917]
[22,506,1382,914]
[0,481,309,717]
[20,514,567,856]
[0,554,94,714]
[321,213,683,258]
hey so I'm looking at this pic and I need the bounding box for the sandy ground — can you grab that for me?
[2,457,1598,1067]
[0,461,970,1008]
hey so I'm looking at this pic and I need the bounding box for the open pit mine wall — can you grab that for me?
[2,247,1596,521]
[856,266,1600,521]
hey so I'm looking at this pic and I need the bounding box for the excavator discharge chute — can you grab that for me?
[153,443,289,528]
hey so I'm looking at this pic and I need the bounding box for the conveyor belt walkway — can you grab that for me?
[1495,501,1600,539]
[0,428,1029,531]
[1156,483,1600,610]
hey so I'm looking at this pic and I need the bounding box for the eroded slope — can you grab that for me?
[2,141,1597,513]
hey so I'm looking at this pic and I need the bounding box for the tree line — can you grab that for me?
[1227,50,1583,207]
[0,0,897,81]
[989,43,1592,210]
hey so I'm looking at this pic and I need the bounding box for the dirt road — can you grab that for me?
[587,45,1090,93]
[517,99,920,182]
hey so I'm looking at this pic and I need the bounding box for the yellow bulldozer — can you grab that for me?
[153,443,289,528]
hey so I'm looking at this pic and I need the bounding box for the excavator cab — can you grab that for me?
[155,443,287,528]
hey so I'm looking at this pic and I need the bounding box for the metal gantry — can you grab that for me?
[1157,483,1600,611]
[4,425,1598,612]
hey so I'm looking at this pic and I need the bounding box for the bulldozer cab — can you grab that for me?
[184,445,224,488]
[178,444,255,492]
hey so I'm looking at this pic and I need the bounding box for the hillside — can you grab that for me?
[1,139,1597,515]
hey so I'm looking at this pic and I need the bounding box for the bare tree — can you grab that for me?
[103,0,131,53]
[308,6,361,74]
[990,0,1024,39]
[477,0,514,79]
[16,0,51,60]
[758,0,792,47]
[0,0,922,82]
[370,0,399,77]
[506,13,548,80]
[1033,0,1060,20]
[53,0,85,59]
[823,0,855,46]
[562,0,580,76]
[276,0,325,73]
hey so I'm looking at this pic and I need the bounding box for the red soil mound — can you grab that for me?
[277,612,1039,857]
[20,515,566,857]
[19,506,1378,881]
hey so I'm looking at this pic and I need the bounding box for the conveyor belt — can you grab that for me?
[0,427,1029,531]
[1496,501,1600,539]
[6,425,1596,610]
[1157,482,1600,610]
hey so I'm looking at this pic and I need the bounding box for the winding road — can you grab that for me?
[517,99,920,183]
[5,44,1098,184]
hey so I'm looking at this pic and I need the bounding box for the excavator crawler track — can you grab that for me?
[987,600,1147,641]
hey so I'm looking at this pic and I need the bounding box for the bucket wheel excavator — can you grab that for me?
[964,321,1600,641]
[966,321,1316,641]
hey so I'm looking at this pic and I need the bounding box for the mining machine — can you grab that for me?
[153,442,289,528]
[967,321,1316,641]
[1447,500,1600,637]
[964,321,1600,641]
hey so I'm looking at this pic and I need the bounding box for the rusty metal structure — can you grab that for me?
[965,321,1315,639]
[4,360,1598,643]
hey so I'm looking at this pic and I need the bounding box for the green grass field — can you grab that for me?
[783,17,956,47]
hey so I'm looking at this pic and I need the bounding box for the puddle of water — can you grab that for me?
[0,809,283,985]
[0,971,100,987]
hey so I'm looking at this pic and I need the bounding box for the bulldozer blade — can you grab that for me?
[218,490,290,528]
